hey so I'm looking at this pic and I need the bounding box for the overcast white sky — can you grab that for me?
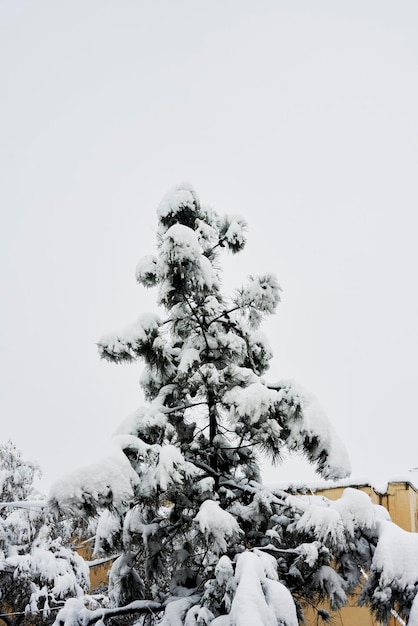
[1,0,418,491]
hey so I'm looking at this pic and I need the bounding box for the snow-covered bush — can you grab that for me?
[49,184,418,625]
[0,441,89,626]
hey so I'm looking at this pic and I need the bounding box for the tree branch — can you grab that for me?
[55,600,164,626]
[0,500,47,510]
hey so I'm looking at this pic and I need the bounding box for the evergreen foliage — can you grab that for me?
[0,442,89,626]
[49,184,418,626]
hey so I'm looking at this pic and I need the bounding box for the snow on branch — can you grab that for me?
[53,598,164,626]
[0,499,47,510]
[194,500,242,554]
[135,254,158,287]
[157,182,200,232]
[313,565,348,610]
[270,379,351,480]
[48,437,145,516]
[150,444,197,492]
[360,519,418,621]
[225,382,283,426]
[235,274,281,327]
[98,313,162,363]
[372,521,418,590]
[49,436,198,517]
[158,223,220,298]
[218,215,247,253]
[229,551,298,626]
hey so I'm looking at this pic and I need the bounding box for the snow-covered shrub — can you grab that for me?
[0,441,89,626]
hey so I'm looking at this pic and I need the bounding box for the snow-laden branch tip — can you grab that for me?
[0,499,47,509]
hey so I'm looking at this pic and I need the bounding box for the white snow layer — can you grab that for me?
[178,347,201,374]
[157,183,197,222]
[225,383,282,425]
[48,437,142,514]
[98,313,161,359]
[194,500,242,554]
[152,444,197,492]
[49,437,197,515]
[277,379,351,479]
[159,223,219,292]
[372,520,418,589]
[6,546,89,603]
[222,216,247,250]
[289,487,380,549]
[225,378,350,479]
[135,254,158,286]
[113,403,168,437]
[238,274,281,315]
[229,551,297,626]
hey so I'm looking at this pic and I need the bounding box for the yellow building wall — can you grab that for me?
[75,538,116,590]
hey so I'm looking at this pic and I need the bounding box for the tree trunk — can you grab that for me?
[208,389,218,478]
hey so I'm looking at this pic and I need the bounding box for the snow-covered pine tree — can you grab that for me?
[0,441,89,626]
[50,184,418,626]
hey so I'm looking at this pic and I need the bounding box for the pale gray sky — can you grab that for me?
[1,0,418,490]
